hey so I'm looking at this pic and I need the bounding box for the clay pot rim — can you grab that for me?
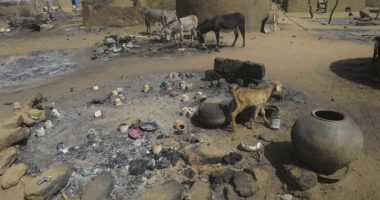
[311,109,347,123]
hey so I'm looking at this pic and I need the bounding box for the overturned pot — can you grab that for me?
[291,109,363,174]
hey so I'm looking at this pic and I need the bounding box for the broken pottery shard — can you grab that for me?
[280,164,318,191]
[188,181,212,200]
[135,180,184,200]
[129,160,148,175]
[81,172,114,200]
[0,128,30,151]
[24,163,73,200]
[232,171,258,197]
[1,163,28,189]
[0,146,18,175]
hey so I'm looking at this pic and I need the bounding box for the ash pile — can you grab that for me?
[0,58,319,200]
[91,34,207,61]
[0,2,70,34]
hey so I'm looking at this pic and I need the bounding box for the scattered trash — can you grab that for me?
[36,176,53,185]
[177,48,186,51]
[44,120,53,130]
[115,98,123,106]
[13,102,21,110]
[169,72,179,80]
[116,87,123,93]
[94,110,102,118]
[111,90,118,96]
[170,91,179,97]
[128,128,141,139]
[265,105,281,129]
[56,142,69,153]
[175,120,186,134]
[180,81,187,90]
[238,142,263,152]
[181,94,190,102]
[92,85,99,91]
[152,143,163,155]
[119,123,129,133]
[0,28,11,33]
[181,107,197,118]
[139,122,158,132]
[35,127,46,137]
[52,108,61,118]
[143,83,152,93]
[194,92,207,102]
[278,194,293,200]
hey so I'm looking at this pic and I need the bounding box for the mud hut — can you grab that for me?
[176,0,272,32]
[282,0,365,12]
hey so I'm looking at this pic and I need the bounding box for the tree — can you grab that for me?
[328,0,339,24]
[308,0,314,18]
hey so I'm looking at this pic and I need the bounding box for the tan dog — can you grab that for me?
[230,81,282,131]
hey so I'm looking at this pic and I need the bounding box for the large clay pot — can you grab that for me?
[291,109,363,174]
[197,98,229,128]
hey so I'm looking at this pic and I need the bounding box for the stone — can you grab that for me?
[183,168,195,179]
[35,127,45,137]
[244,167,269,189]
[183,144,228,165]
[129,160,148,175]
[13,102,21,110]
[1,163,28,189]
[280,164,318,191]
[223,58,244,73]
[196,98,229,128]
[205,70,222,81]
[239,61,266,82]
[222,152,243,165]
[209,169,236,186]
[44,120,53,130]
[187,181,212,200]
[94,110,102,118]
[135,180,184,200]
[0,182,25,200]
[232,172,258,197]
[213,57,225,73]
[24,163,73,200]
[224,184,244,200]
[0,128,30,151]
[81,172,114,200]
[0,147,18,175]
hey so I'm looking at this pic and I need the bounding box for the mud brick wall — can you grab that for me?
[283,0,366,12]
[82,0,143,27]
[176,0,272,32]
[205,57,266,85]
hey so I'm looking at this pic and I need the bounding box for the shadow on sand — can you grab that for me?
[330,57,380,89]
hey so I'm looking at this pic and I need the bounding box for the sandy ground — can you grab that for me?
[1,10,380,199]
